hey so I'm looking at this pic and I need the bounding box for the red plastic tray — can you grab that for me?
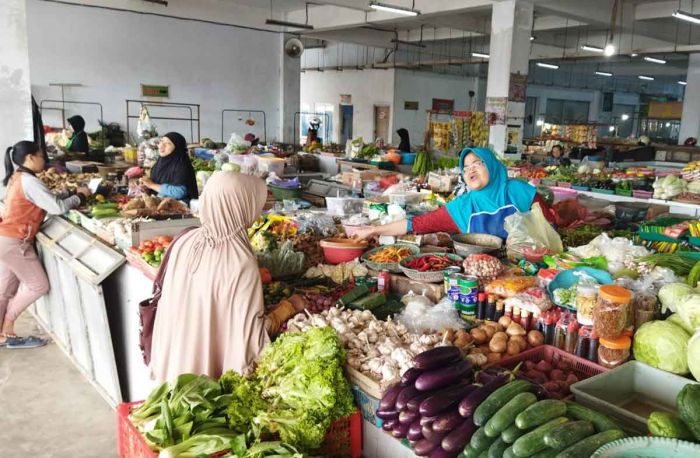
[117,401,362,458]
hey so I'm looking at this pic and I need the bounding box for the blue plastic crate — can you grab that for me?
[351,384,382,428]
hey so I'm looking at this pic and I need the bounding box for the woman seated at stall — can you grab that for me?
[544,144,571,167]
[140,132,199,203]
[65,115,90,154]
[397,128,411,153]
[354,147,553,241]
[149,172,306,382]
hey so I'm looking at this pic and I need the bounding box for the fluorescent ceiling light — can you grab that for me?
[472,52,490,59]
[530,36,535,41]
[665,122,672,127]
[581,44,605,53]
[595,71,613,76]
[644,56,667,64]
[536,119,544,126]
[673,9,700,25]
[621,114,630,121]
[265,19,314,29]
[679,81,688,85]
[369,2,420,16]
[604,44,616,56]
[631,53,639,57]
[638,75,655,81]
[609,126,615,132]
[537,62,559,69]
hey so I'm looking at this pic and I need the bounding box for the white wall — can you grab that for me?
[526,85,640,122]
[300,69,395,144]
[0,0,33,166]
[26,0,292,143]
[392,70,483,147]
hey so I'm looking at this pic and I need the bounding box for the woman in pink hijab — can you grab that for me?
[149,172,302,382]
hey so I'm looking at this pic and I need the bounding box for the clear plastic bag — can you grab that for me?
[504,203,563,261]
[137,107,157,139]
[397,296,465,333]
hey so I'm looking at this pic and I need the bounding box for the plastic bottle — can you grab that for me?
[477,293,487,320]
[486,295,496,321]
[494,300,505,321]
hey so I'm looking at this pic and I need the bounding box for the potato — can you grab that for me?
[489,338,507,353]
[510,335,528,352]
[527,330,545,347]
[506,340,521,356]
[455,334,472,348]
[498,315,512,329]
[486,352,502,364]
[479,344,491,354]
[492,331,508,341]
[506,322,526,337]
[455,329,472,343]
[470,328,488,345]
[480,325,496,339]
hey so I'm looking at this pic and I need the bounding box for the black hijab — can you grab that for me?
[67,115,90,153]
[397,128,411,152]
[150,132,199,202]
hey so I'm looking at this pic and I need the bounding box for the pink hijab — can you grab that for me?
[150,172,270,382]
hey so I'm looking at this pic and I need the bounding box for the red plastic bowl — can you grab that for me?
[320,238,367,265]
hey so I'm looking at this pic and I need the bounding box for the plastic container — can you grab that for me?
[268,184,302,200]
[576,284,598,326]
[593,285,632,339]
[570,361,698,435]
[400,152,417,165]
[319,238,367,265]
[325,197,364,216]
[598,335,631,369]
[256,155,285,176]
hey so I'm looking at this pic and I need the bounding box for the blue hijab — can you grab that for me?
[445,148,536,234]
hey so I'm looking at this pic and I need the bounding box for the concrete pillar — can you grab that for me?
[279,34,301,144]
[589,91,602,123]
[485,0,534,155]
[0,0,33,184]
[679,53,700,144]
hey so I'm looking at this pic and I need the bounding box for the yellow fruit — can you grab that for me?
[95,194,105,202]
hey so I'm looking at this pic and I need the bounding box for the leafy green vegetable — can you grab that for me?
[678,294,700,332]
[637,253,698,276]
[689,331,700,382]
[677,384,700,441]
[648,411,695,440]
[658,283,697,314]
[633,320,690,375]
[668,313,696,335]
[159,430,239,458]
[256,241,305,279]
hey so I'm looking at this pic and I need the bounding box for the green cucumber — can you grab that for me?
[515,400,567,430]
[349,292,387,310]
[502,424,527,444]
[688,260,700,287]
[502,446,516,458]
[532,448,559,458]
[474,380,532,426]
[544,420,595,451]
[470,427,497,452]
[565,401,620,433]
[337,285,369,306]
[477,451,488,458]
[461,444,481,458]
[554,429,625,458]
[487,437,509,458]
[485,392,537,437]
[512,417,569,457]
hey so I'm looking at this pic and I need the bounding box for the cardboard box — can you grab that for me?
[427,172,457,193]
[342,170,396,187]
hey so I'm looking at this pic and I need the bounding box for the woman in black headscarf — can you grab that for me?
[66,115,90,154]
[140,132,198,203]
[397,128,411,153]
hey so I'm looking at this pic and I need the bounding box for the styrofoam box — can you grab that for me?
[571,361,698,435]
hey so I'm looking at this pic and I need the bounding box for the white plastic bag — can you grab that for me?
[504,203,563,261]
[136,107,157,139]
[397,296,465,333]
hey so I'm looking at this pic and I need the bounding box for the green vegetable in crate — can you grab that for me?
[349,292,387,310]
[677,384,700,441]
[474,380,532,426]
[543,420,595,451]
[512,417,568,457]
[515,400,567,430]
[564,401,620,433]
[337,284,369,306]
[648,411,695,441]
[485,392,537,437]
[688,260,700,287]
[554,429,625,458]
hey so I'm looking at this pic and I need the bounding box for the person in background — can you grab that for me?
[0,141,89,349]
[545,144,571,166]
[244,133,260,147]
[65,115,90,154]
[354,147,554,241]
[397,128,411,153]
[149,172,306,382]
[31,96,48,162]
[140,132,199,203]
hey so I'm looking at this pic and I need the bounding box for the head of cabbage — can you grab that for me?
[658,283,697,314]
[677,294,700,332]
[633,320,690,375]
[689,331,700,382]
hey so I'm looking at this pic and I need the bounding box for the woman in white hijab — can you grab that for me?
[150,172,302,382]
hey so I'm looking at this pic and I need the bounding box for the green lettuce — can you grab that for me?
[689,332,700,382]
[633,320,690,375]
[648,411,695,440]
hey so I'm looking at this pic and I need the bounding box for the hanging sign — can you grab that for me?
[141,84,169,98]
[340,94,352,104]
[486,97,507,125]
[508,73,528,103]
[404,101,419,110]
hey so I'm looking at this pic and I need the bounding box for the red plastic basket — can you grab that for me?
[117,401,362,458]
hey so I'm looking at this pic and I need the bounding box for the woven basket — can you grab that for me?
[361,244,420,273]
[399,253,464,283]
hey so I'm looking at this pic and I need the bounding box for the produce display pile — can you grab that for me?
[129,235,173,268]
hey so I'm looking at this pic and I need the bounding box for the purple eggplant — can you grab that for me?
[431,410,464,434]
[399,409,419,425]
[422,424,448,444]
[429,447,461,458]
[420,415,438,427]
[441,418,477,453]
[407,390,438,412]
[379,383,403,411]
[413,346,462,370]
[392,422,410,439]
[419,382,476,417]
[376,409,399,421]
[415,360,473,391]
[396,385,420,410]
[413,438,440,457]
[407,419,424,441]
[382,419,399,431]
[458,375,509,418]
[475,367,509,384]
[401,367,424,385]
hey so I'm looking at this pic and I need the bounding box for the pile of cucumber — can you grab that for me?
[89,202,119,219]
[461,380,625,458]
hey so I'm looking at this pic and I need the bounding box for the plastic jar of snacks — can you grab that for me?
[576,284,598,326]
[598,335,631,369]
[593,285,632,339]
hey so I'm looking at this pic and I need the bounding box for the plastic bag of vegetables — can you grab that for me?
[653,175,687,199]
[257,241,305,280]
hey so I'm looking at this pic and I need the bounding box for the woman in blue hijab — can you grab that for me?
[354,148,547,240]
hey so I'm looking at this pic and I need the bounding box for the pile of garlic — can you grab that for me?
[287,307,447,387]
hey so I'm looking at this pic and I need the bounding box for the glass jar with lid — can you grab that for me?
[598,335,631,369]
[593,285,632,339]
[575,284,598,326]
